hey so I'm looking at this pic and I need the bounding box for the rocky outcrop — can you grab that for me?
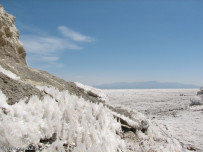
[197,86,203,96]
[0,5,26,65]
[191,86,203,106]
[0,5,103,105]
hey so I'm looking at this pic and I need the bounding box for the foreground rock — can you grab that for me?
[190,87,203,106]
[197,86,203,96]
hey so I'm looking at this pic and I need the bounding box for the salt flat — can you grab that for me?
[104,89,203,152]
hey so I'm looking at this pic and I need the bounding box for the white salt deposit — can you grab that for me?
[0,88,125,152]
[75,82,108,102]
[0,65,20,80]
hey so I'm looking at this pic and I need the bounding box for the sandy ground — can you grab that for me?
[104,89,203,152]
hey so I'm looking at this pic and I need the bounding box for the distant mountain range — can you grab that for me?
[95,81,200,89]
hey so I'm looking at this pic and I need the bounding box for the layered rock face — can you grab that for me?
[0,5,184,152]
[0,5,26,65]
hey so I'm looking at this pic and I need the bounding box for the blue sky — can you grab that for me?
[1,0,203,85]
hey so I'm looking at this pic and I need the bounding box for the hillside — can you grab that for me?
[0,5,183,152]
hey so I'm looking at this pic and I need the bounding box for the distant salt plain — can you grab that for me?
[104,89,203,152]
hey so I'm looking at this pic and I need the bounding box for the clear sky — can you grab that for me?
[1,0,203,85]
